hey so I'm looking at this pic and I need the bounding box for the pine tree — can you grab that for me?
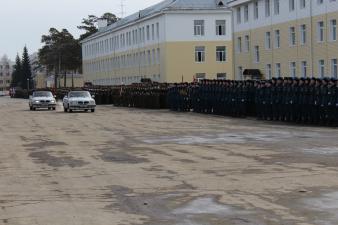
[11,54,22,88]
[21,46,32,89]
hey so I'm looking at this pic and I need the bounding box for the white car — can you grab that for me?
[63,91,96,113]
[29,91,57,111]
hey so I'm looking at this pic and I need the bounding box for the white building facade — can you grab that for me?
[81,0,233,85]
[0,55,13,93]
[228,0,338,79]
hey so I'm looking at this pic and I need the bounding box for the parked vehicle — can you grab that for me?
[63,91,96,113]
[29,91,56,111]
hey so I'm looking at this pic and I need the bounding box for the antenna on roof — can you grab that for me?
[120,0,126,18]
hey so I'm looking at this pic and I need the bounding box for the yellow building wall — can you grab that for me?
[234,11,338,79]
[59,76,84,88]
[83,41,233,83]
[163,41,233,82]
[35,72,47,89]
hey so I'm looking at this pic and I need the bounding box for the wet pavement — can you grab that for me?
[0,97,338,225]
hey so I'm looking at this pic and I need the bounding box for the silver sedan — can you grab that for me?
[29,91,56,111]
[63,91,96,113]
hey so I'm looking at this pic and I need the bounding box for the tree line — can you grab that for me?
[11,13,119,90]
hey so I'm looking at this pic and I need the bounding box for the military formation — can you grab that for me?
[111,83,168,109]
[167,77,338,126]
[32,77,338,126]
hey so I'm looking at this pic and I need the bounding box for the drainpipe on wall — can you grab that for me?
[231,10,237,80]
[310,0,314,77]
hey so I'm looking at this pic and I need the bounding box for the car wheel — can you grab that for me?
[33,108,36,111]
[30,106,33,111]
[85,109,88,112]
[91,109,95,113]
[64,108,67,112]
[52,107,56,111]
[69,109,73,113]
[48,107,51,110]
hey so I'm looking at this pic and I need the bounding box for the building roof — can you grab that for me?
[82,0,230,42]
[227,0,252,7]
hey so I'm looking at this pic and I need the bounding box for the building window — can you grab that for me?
[237,7,241,24]
[331,59,338,78]
[147,50,151,65]
[289,27,296,46]
[275,63,281,77]
[217,73,227,80]
[318,59,325,78]
[196,73,206,81]
[244,35,250,52]
[254,1,259,19]
[274,30,280,48]
[146,25,150,41]
[156,48,160,64]
[317,21,324,42]
[195,46,205,62]
[194,20,205,36]
[265,32,271,49]
[216,46,227,62]
[265,0,270,17]
[156,22,160,39]
[152,24,155,40]
[244,5,249,22]
[274,0,280,15]
[216,20,226,35]
[142,27,145,42]
[266,64,272,79]
[330,19,337,41]
[300,24,307,45]
[217,0,225,6]
[237,37,242,52]
[289,0,295,11]
[300,0,306,9]
[290,62,296,77]
[152,49,156,65]
[254,46,260,63]
[301,61,307,77]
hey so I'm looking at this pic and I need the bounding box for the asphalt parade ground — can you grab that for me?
[1,96,338,225]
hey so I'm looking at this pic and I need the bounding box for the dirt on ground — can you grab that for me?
[0,97,338,225]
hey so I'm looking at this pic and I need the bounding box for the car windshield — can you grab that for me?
[33,91,53,97]
[69,91,90,98]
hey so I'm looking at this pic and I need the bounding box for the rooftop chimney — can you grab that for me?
[97,19,108,30]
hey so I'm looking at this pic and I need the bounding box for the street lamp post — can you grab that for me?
[27,78,30,91]
[27,78,30,98]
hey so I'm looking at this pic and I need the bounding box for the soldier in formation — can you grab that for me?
[167,77,338,126]
[111,83,168,109]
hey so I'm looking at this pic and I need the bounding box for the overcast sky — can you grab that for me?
[0,0,163,60]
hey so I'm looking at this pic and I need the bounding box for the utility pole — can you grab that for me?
[120,0,126,18]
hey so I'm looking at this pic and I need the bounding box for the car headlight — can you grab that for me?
[34,100,40,103]
[51,100,55,103]
[70,101,77,105]
[90,100,95,104]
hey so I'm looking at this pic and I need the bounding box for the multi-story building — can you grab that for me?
[0,55,13,93]
[81,0,233,85]
[228,0,338,79]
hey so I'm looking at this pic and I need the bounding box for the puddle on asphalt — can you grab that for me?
[173,197,233,215]
[104,186,264,225]
[302,147,338,155]
[143,131,301,145]
[295,191,338,225]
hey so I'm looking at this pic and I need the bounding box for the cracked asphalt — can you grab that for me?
[1,96,338,225]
